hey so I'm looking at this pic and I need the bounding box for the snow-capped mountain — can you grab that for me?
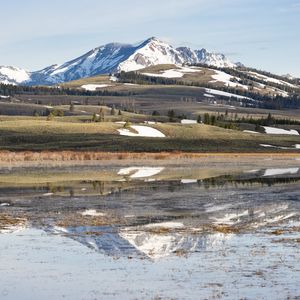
[282,74,296,80]
[118,38,185,72]
[32,42,141,85]
[177,47,236,68]
[0,66,31,85]
[0,37,237,86]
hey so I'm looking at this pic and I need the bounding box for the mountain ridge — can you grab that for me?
[0,37,237,86]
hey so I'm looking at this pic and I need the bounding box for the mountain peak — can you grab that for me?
[0,65,30,85]
[145,36,160,42]
[0,37,237,85]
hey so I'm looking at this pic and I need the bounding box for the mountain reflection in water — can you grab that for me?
[0,165,299,259]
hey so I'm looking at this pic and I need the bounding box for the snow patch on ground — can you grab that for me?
[118,167,164,178]
[181,179,198,184]
[243,130,259,134]
[263,168,299,177]
[81,209,106,217]
[42,193,54,197]
[81,84,112,91]
[144,222,184,229]
[118,125,165,138]
[205,88,251,100]
[244,169,260,174]
[110,75,118,82]
[181,119,197,124]
[263,126,299,135]
[259,144,300,150]
[203,93,215,98]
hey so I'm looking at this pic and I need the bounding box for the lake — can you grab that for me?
[0,158,300,299]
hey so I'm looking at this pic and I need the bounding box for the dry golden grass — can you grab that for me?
[210,225,241,234]
[154,123,249,139]
[56,213,123,227]
[0,150,299,164]
[0,119,120,134]
[0,117,299,153]
[271,229,285,235]
[0,213,27,230]
[140,64,179,73]
[60,74,112,88]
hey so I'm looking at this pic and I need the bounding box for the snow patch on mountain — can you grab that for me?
[0,66,30,85]
[118,38,184,72]
[205,88,251,100]
[142,66,201,78]
[195,49,236,68]
[248,71,296,88]
[118,167,164,178]
[210,70,248,90]
[177,47,236,68]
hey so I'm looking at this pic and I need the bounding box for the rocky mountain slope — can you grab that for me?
[0,37,237,86]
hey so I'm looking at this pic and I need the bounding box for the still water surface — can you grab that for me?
[0,161,300,299]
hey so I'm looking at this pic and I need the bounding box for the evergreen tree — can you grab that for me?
[266,112,274,126]
[47,112,55,121]
[204,113,210,124]
[33,110,39,117]
[111,105,116,115]
[99,108,105,122]
[167,110,175,122]
[69,103,75,112]
[211,115,216,125]
[92,113,97,122]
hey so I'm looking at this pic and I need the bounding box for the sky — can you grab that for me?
[1,0,300,77]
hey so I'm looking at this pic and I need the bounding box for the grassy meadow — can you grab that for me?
[0,115,299,152]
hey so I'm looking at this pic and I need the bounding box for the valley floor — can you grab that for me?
[0,117,299,153]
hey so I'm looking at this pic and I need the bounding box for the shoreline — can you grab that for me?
[0,151,299,167]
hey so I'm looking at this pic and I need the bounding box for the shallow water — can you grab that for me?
[0,162,300,299]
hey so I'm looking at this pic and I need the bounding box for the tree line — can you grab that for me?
[0,83,133,97]
[116,71,300,109]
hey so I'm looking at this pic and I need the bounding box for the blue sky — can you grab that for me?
[1,0,300,76]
